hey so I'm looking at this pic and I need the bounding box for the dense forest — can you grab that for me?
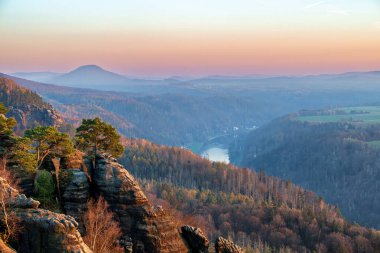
[229,110,380,230]
[0,77,48,108]
[120,138,380,252]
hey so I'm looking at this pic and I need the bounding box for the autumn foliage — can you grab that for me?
[83,197,123,253]
[121,138,380,252]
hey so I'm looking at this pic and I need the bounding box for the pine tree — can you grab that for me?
[34,170,55,208]
[24,126,74,170]
[75,117,124,158]
[1,103,17,169]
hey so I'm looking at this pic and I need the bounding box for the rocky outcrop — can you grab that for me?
[0,77,63,133]
[11,193,40,209]
[16,208,92,253]
[0,176,92,253]
[92,153,188,253]
[181,226,209,253]
[215,237,244,253]
[61,169,90,232]
[7,105,63,133]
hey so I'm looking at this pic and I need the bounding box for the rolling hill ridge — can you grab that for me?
[230,107,380,229]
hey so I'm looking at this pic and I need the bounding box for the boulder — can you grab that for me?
[181,225,209,253]
[92,153,188,253]
[215,237,244,253]
[16,209,92,253]
[12,193,40,209]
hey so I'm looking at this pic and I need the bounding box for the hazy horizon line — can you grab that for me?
[5,64,380,80]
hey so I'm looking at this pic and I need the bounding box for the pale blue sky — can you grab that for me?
[2,0,379,32]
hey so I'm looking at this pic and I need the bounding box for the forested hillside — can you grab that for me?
[120,138,380,252]
[229,107,380,229]
[0,77,64,133]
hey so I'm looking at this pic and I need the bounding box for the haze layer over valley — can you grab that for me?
[6,65,380,156]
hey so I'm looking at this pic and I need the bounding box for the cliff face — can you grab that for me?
[91,153,189,253]
[61,169,90,233]
[16,209,92,253]
[0,77,63,133]
[0,176,92,253]
[8,105,62,133]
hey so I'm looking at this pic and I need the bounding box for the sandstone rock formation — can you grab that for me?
[8,105,63,133]
[92,153,188,253]
[16,209,92,253]
[215,237,244,253]
[181,225,209,253]
[61,169,90,232]
[0,176,92,253]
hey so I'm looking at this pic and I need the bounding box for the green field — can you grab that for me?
[367,140,380,149]
[296,106,380,124]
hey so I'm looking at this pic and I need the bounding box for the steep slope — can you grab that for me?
[90,153,189,253]
[0,77,63,133]
[229,108,380,229]
[120,138,380,252]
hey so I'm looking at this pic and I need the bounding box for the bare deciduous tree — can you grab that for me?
[0,176,22,244]
[83,197,123,253]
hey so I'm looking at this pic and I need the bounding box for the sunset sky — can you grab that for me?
[1,0,380,76]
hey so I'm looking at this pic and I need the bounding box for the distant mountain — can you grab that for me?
[191,70,380,91]
[49,65,128,87]
[12,65,380,92]
[12,65,187,91]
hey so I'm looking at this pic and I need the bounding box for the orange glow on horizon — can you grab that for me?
[1,0,380,76]
[1,27,380,76]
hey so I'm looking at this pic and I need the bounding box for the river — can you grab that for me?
[201,147,230,163]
